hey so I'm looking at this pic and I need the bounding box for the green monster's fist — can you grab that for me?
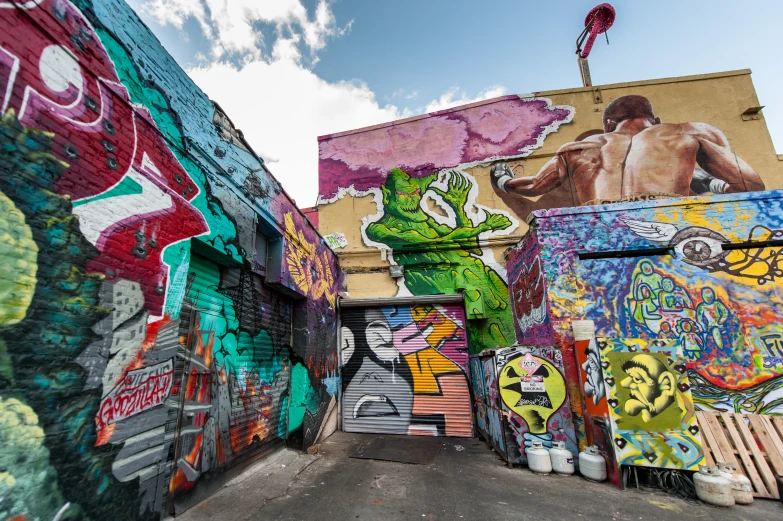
[483,213,512,231]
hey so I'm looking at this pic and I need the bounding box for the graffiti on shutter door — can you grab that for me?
[341,303,472,437]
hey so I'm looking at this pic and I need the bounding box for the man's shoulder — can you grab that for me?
[556,136,604,154]
[653,122,726,140]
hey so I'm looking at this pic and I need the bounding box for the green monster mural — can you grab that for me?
[365,169,515,352]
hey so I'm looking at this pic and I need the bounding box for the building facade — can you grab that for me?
[316,69,783,439]
[508,190,783,485]
[317,69,782,346]
[0,1,342,520]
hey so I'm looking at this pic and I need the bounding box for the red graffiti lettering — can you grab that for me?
[512,256,546,331]
[97,361,174,430]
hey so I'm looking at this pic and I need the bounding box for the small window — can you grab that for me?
[254,229,268,273]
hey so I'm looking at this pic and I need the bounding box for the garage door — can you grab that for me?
[341,303,472,437]
[171,254,291,503]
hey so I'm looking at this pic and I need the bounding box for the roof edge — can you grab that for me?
[317,69,752,141]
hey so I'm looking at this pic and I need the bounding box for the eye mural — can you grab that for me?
[623,219,783,285]
[518,194,783,430]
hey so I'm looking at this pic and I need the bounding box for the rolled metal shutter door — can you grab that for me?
[341,303,473,437]
[174,254,290,487]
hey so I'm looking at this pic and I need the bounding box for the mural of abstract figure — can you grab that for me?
[601,340,704,470]
[365,169,515,351]
[582,340,606,405]
[342,308,415,434]
[625,257,749,368]
[494,347,578,465]
[616,354,678,424]
[696,288,730,350]
[491,95,765,207]
[341,304,472,437]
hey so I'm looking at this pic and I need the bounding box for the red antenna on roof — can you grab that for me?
[576,3,615,87]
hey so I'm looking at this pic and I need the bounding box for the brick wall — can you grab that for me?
[0,1,342,520]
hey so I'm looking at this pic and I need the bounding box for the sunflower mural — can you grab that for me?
[284,212,336,305]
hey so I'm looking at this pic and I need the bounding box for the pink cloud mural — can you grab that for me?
[318,95,574,201]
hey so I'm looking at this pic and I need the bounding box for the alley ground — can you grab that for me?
[175,432,782,521]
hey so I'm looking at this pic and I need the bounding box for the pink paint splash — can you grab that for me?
[318,96,573,200]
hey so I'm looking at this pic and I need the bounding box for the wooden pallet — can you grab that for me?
[696,412,783,499]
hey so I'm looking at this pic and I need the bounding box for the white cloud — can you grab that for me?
[423,85,508,113]
[134,1,508,208]
[188,59,403,206]
[141,0,349,61]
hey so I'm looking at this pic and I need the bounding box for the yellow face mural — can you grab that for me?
[498,353,566,434]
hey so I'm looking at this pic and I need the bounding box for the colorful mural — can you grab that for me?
[341,303,472,437]
[596,338,704,470]
[514,192,783,427]
[364,169,514,351]
[495,346,578,465]
[0,1,342,520]
[319,97,574,354]
[505,232,553,346]
[491,94,765,210]
[572,322,619,487]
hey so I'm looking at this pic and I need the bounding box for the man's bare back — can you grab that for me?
[491,96,764,204]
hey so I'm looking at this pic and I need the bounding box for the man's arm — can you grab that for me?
[490,158,564,196]
[693,123,765,193]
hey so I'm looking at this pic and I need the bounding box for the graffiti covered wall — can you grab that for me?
[0,1,342,520]
[319,98,575,354]
[494,346,578,465]
[598,338,704,470]
[318,70,783,359]
[505,232,554,346]
[519,191,783,462]
[341,303,472,437]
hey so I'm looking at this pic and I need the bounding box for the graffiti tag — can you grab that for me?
[97,360,174,429]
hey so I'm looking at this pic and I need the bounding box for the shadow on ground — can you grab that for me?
[176,432,783,521]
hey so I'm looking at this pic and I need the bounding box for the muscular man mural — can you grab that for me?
[491,95,764,204]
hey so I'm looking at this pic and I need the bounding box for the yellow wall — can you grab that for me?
[318,69,783,298]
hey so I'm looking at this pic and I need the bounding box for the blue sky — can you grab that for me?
[128,0,783,206]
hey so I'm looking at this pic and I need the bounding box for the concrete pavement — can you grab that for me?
[176,432,783,521]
